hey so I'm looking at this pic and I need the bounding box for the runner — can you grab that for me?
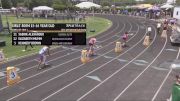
[147,26,152,40]
[37,45,50,70]
[88,38,96,56]
[122,32,128,47]
[157,22,161,34]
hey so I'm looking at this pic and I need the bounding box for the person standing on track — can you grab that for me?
[37,45,50,70]
[88,38,96,56]
[157,22,161,34]
[147,26,152,40]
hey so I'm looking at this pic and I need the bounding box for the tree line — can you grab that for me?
[0,0,179,10]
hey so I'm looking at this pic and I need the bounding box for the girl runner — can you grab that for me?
[88,38,96,56]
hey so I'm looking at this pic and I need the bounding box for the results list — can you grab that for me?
[12,23,86,45]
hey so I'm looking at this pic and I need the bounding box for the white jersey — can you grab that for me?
[148,27,152,32]
[39,46,48,55]
[157,23,161,28]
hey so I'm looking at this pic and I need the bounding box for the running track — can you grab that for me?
[0,14,179,101]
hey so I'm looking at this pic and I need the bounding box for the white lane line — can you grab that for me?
[151,66,169,71]
[151,47,180,101]
[0,22,123,91]
[6,18,136,101]
[8,46,75,66]
[2,16,120,70]
[0,16,122,80]
[3,46,60,63]
[1,16,128,92]
[165,49,177,52]
[14,46,77,66]
[40,23,147,101]
[113,27,167,101]
[0,49,79,80]
[77,25,155,101]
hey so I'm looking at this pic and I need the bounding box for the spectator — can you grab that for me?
[175,75,180,85]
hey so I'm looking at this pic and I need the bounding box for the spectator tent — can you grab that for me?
[75,2,101,9]
[161,4,174,9]
[32,6,54,18]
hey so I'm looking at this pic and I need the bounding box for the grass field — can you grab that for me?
[0,15,112,60]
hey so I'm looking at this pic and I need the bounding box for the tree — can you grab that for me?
[11,0,17,7]
[52,0,73,10]
[52,0,66,10]
[46,0,53,7]
[28,0,42,9]
[142,0,166,4]
[24,0,30,9]
[101,1,111,7]
[1,0,12,9]
[113,0,136,6]
[24,0,53,10]
[177,0,180,5]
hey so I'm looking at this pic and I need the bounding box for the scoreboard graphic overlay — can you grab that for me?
[12,23,86,45]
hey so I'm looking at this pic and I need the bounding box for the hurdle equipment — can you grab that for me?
[143,35,150,46]
[115,42,122,53]
[7,67,21,86]
[81,50,89,63]
[161,30,167,38]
